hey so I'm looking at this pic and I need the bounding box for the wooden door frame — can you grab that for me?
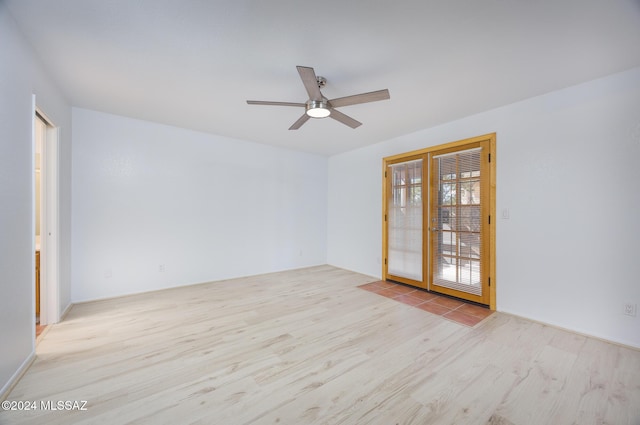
[382,133,496,310]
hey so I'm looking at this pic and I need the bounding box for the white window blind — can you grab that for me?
[388,159,423,281]
[432,148,482,295]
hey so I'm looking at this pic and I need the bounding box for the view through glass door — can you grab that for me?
[429,142,490,305]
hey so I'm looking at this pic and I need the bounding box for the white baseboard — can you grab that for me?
[0,352,36,401]
[60,302,73,321]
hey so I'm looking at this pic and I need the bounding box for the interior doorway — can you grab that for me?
[35,113,44,327]
[34,103,60,332]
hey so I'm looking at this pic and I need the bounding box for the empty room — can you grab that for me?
[1,1,639,424]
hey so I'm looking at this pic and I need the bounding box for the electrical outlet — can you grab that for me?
[104,269,112,278]
[158,264,165,273]
[623,303,637,317]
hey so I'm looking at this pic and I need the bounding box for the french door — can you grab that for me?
[383,134,494,307]
[385,156,425,288]
[429,142,490,305]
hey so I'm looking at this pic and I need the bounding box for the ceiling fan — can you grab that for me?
[247,66,390,130]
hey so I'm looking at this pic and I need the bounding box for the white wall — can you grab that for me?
[328,67,640,348]
[71,108,327,302]
[0,3,72,394]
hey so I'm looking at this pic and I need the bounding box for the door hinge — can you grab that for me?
[488,215,491,224]
[488,153,491,163]
[488,277,491,286]
[385,171,387,178]
[384,258,387,265]
[385,214,387,222]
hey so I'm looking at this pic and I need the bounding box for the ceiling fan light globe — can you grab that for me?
[306,108,331,118]
[306,100,331,118]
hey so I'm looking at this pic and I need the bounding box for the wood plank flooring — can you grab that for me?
[1,265,639,424]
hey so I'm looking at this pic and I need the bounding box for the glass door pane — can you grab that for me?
[430,146,488,303]
[387,159,423,282]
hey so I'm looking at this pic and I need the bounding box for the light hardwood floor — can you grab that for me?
[2,265,639,424]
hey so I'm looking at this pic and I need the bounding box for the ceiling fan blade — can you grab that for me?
[329,109,362,129]
[297,66,323,101]
[247,100,305,107]
[329,89,390,108]
[289,114,310,130]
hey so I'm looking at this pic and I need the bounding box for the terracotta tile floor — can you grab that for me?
[358,280,493,327]
[36,324,46,338]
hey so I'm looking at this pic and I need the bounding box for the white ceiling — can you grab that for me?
[6,0,640,156]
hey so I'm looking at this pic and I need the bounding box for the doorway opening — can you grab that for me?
[33,103,60,335]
